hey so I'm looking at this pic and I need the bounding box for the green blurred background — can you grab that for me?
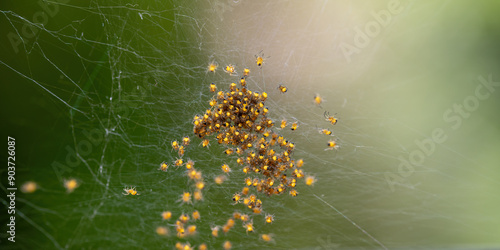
[1,0,500,249]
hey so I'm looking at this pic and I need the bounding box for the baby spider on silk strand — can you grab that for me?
[314,94,323,106]
[123,186,140,195]
[207,61,218,73]
[326,140,339,150]
[209,83,217,92]
[224,64,237,75]
[318,127,333,136]
[278,84,288,93]
[324,111,338,125]
[178,192,192,204]
[255,50,267,67]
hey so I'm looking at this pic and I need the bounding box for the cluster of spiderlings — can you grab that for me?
[193,77,308,202]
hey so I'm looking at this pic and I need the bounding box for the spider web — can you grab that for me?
[1,0,500,249]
